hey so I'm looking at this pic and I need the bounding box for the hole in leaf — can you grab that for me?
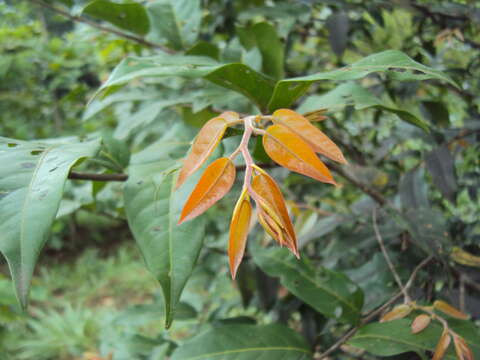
[7,143,18,147]
[31,150,43,155]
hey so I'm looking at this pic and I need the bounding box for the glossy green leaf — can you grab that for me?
[0,137,100,308]
[83,0,150,35]
[268,50,458,111]
[250,22,285,80]
[252,247,363,324]
[170,324,312,360]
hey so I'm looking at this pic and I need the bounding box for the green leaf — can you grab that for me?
[170,324,312,360]
[83,0,150,36]
[298,82,430,132]
[252,247,364,324]
[268,50,458,112]
[400,167,429,210]
[94,54,274,111]
[147,0,201,50]
[425,145,458,204]
[249,22,285,80]
[0,137,100,308]
[124,134,205,328]
[349,319,480,359]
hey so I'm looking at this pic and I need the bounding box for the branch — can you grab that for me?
[29,0,174,53]
[68,171,128,182]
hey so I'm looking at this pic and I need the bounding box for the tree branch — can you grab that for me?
[29,0,174,53]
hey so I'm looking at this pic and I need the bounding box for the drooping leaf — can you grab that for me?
[0,137,100,307]
[83,0,150,35]
[411,314,432,334]
[179,157,236,224]
[326,12,349,57]
[176,112,239,189]
[170,323,312,360]
[271,109,347,164]
[268,50,457,112]
[380,304,412,322]
[433,300,469,320]
[252,247,364,324]
[433,328,452,360]
[263,124,336,185]
[229,189,252,279]
[425,145,458,204]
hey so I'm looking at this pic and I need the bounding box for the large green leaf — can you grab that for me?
[94,54,274,111]
[0,137,100,307]
[298,82,430,132]
[124,130,205,328]
[83,0,150,36]
[170,324,312,360]
[349,319,480,359]
[147,0,201,50]
[267,50,458,111]
[252,247,364,324]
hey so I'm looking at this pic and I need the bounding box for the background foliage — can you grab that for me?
[1,0,479,359]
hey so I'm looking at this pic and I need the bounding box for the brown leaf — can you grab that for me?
[179,157,236,224]
[453,335,474,360]
[229,189,252,279]
[263,124,336,185]
[433,328,452,360]
[433,300,469,320]
[272,109,347,164]
[380,304,412,322]
[411,314,431,334]
[303,109,327,122]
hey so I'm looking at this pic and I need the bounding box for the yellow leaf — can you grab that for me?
[450,247,480,268]
[411,314,431,334]
[179,157,235,224]
[229,189,252,279]
[263,124,336,185]
[272,109,347,164]
[433,300,469,320]
[380,304,412,322]
[433,328,451,360]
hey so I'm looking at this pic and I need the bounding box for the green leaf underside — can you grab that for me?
[124,136,205,328]
[252,247,363,324]
[0,137,101,307]
[170,324,312,360]
[349,319,480,359]
[268,50,458,111]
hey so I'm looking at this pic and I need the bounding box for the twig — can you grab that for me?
[29,0,174,53]
[372,208,411,303]
[68,171,128,182]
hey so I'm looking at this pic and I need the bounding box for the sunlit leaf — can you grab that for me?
[433,300,469,320]
[229,189,252,279]
[450,247,480,268]
[380,304,412,322]
[179,157,236,224]
[411,314,432,334]
[433,328,452,360]
[454,335,474,360]
[263,124,336,185]
[271,109,347,164]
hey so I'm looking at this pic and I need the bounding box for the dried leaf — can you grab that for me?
[179,157,236,224]
[433,300,469,320]
[272,109,347,164]
[252,171,298,256]
[229,189,252,279]
[176,112,238,189]
[453,335,474,360]
[380,304,412,322]
[411,314,431,334]
[263,124,336,185]
[433,328,451,360]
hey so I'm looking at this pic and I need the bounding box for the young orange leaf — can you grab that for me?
[453,336,474,360]
[229,189,252,279]
[380,304,412,322]
[411,314,431,334]
[252,172,298,257]
[257,207,286,246]
[176,112,239,189]
[272,109,347,164]
[178,157,236,224]
[433,328,452,360]
[263,124,336,185]
[433,300,469,320]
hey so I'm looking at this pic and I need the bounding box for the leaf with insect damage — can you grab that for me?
[252,170,298,257]
[176,111,239,188]
[433,300,469,320]
[433,328,452,360]
[380,304,412,322]
[229,189,252,279]
[179,157,235,224]
[454,335,474,360]
[263,124,336,185]
[411,314,432,334]
[271,109,346,164]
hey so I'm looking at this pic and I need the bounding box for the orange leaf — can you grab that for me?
[433,328,452,360]
[380,304,412,322]
[272,109,347,164]
[176,111,239,189]
[229,189,252,279]
[263,124,336,185]
[433,300,469,320]
[252,171,298,257]
[411,314,431,334]
[179,157,236,224]
[453,335,474,360]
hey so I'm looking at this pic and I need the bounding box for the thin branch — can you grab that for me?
[29,0,174,53]
[68,171,128,182]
